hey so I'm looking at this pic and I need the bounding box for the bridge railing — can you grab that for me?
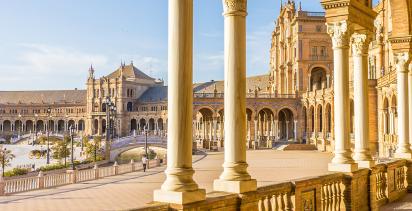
[0,158,166,196]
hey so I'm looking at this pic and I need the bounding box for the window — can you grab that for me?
[298,25,302,32]
[311,47,317,56]
[316,25,322,32]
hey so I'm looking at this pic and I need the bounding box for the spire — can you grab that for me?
[299,1,302,11]
[130,60,134,66]
[280,0,283,9]
[88,64,94,79]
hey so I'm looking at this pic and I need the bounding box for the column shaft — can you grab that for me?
[395,52,412,158]
[327,21,357,172]
[154,0,205,204]
[352,33,374,167]
[214,0,256,194]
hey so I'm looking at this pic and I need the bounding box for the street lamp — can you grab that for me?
[33,113,38,146]
[104,97,117,160]
[69,125,75,170]
[46,107,51,164]
[144,125,148,157]
[18,113,22,138]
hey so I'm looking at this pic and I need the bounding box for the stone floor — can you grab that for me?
[381,194,412,211]
[0,150,334,211]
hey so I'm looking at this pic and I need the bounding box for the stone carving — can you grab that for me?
[222,0,247,14]
[374,19,383,41]
[326,21,351,48]
[302,189,315,211]
[394,52,410,73]
[351,33,369,56]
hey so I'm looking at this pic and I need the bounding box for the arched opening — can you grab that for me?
[48,120,55,132]
[58,120,65,133]
[325,104,332,133]
[149,118,155,131]
[78,120,85,131]
[102,119,107,134]
[93,119,99,134]
[317,105,323,133]
[26,120,33,132]
[131,119,137,132]
[14,120,22,133]
[139,118,147,130]
[278,108,294,141]
[383,97,389,134]
[157,118,164,130]
[102,103,107,112]
[36,120,44,132]
[127,102,133,112]
[309,106,315,133]
[258,108,274,138]
[3,120,11,132]
[68,120,75,130]
[196,108,215,149]
[310,67,326,91]
[302,107,307,133]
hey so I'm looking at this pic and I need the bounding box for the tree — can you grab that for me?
[0,147,15,176]
[51,136,70,166]
[85,136,102,162]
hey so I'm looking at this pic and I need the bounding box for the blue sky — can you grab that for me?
[0,0,376,90]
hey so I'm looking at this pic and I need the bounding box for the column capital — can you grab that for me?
[351,33,370,56]
[222,0,247,16]
[326,20,351,49]
[394,52,410,73]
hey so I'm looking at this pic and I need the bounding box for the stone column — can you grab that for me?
[286,121,289,141]
[394,52,412,158]
[327,21,358,172]
[214,0,256,194]
[408,63,412,156]
[254,118,258,149]
[274,120,278,142]
[351,33,374,168]
[154,0,205,204]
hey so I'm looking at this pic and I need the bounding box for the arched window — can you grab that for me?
[127,102,133,112]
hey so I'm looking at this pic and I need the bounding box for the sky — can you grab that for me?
[0,0,378,91]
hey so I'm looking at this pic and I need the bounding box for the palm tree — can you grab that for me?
[0,147,15,176]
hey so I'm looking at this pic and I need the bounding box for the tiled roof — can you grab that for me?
[139,74,271,103]
[138,86,168,102]
[107,64,154,81]
[194,74,270,93]
[0,90,87,105]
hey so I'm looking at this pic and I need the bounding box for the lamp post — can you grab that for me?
[69,125,75,170]
[46,107,51,164]
[33,114,38,146]
[18,113,22,138]
[104,97,117,160]
[144,125,148,157]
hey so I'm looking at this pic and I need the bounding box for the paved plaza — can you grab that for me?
[0,150,332,211]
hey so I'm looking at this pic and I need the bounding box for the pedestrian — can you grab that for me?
[142,155,148,172]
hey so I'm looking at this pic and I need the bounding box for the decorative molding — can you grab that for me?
[222,0,247,16]
[326,21,351,49]
[394,52,410,73]
[351,33,369,56]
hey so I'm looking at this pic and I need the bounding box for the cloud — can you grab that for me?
[246,22,274,75]
[0,44,167,90]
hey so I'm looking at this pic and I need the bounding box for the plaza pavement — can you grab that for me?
[0,150,334,211]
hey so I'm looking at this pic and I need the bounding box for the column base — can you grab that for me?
[153,189,206,205]
[328,162,358,173]
[394,152,412,159]
[356,160,375,168]
[213,179,257,193]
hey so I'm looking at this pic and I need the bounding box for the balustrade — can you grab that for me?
[0,158,164,196]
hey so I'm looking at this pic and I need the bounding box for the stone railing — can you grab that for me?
[141,160,411,211]
[0,159,164,196]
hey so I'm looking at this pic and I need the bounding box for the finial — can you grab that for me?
[280,0,283,8]
[131,60,133,66]
[88,64,94,79]
[299,1,302,11]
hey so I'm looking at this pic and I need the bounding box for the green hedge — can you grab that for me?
[4,168,29,177]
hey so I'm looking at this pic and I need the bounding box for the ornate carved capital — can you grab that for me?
[222,0,247,16]
[326,21,351,49]
[394,52,410,73]
[351,33,370,56]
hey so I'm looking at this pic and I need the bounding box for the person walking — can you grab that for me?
[142,155,148,172]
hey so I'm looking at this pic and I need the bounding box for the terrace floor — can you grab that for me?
[0,150,337,211]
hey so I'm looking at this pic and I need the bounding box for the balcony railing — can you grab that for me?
[377,70,397,87]
[194,92,298,99]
